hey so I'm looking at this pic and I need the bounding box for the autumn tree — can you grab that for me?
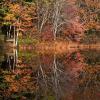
[0,0,86,42]
[36,0,85,41]
[1,0,38,46]
[77,0,100,44]
[77,0,100,30]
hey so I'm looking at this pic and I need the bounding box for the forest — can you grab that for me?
[0,0,99,45]
[0,0,100,100]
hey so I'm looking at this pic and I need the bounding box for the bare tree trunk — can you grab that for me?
[52,0,65,40]
[52,54,61,100]
[36,0,50,41]
[9,25,11,38]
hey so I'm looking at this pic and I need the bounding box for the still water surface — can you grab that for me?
[0,46,100,100]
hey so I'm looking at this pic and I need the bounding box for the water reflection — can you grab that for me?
[0,48,100,100]
[0,49,17,71]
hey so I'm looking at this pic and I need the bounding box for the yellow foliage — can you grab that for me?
[9,4,21,15]
[4,13,16,21]
[78,0,100,30]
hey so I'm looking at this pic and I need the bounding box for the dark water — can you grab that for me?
[0,46,100,100]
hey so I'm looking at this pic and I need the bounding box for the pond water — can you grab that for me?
[0,45,100,100]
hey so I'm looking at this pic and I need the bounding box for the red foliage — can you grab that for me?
[63,17,85,41]
[41,25,54,41]
[63,52,84,77]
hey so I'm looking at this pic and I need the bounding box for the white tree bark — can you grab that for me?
[52,0,65,40]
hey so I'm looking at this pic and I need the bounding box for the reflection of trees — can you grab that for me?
[82,50,100,66]
[34,54,65,100]
[1,50,99,99]
[52,54,64,100]
[35,52,83,100]
[75,66,100,100]
[35,51,100,100]
[1,49,18,72]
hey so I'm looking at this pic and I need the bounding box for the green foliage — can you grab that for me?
[2,22,11,25]
[22,92,34,99]
[0,6,8,25]
[18,38,39,45]
[18,52,38,61]
[11,94,20,100]
[0,74,9,90]
[82,50,100,66]
[86,29,96,35]
[14,74,22,80]
[0,9,5,17]
[0,0,3,3]
[81,29,100,44]
[86,29,100,38]
[25,0,33,2]
[0,82,8,89]
[0,75,4,82]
